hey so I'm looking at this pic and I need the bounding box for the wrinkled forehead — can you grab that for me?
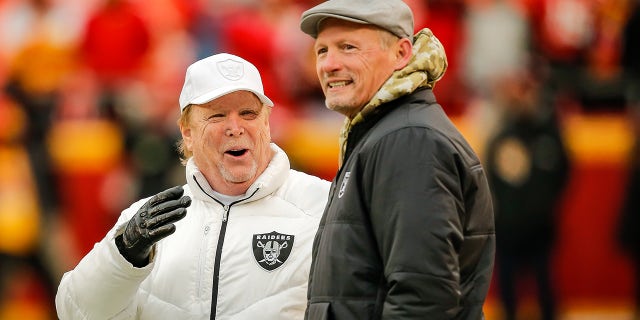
[316,17,386,39]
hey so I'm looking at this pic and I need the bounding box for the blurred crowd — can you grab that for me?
[0,0,638,319]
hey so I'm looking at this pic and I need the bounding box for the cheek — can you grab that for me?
[194,124,218,150]
[316,66,324,87]
[252,127,270,151]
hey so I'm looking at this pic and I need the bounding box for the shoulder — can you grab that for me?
[361,100,481,169]
[282,170,330,199]
[275,170,330,218]
[364,102,456,153]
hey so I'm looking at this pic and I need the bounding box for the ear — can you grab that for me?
[262,106,273,139]
[179,122,193,151]
[393,38,413,71]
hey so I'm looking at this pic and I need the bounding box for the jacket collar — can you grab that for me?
[186,143,290,204]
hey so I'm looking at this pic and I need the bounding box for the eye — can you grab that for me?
[343,43,356,51]
[206,113,224,122]
[240,109,259,120]
[316,47,327,57]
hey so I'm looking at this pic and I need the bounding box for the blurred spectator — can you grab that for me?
[78,0,151,118]
[529,0,595,100]
[0,0,78,316]
[462,0,530,99]
[4,28,72,218]
[79,0,185,202]
[69,0,154,248]
[0,95,58,317]
[47,68,127,261]
[485,65,571,320]
[460,0,532,158]
[572,0,628,112]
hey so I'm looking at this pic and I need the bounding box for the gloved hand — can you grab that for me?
[116,186,191,267]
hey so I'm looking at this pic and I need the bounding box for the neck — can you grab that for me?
[215,182,251,197]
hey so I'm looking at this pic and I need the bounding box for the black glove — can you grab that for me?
[116,186,191,267]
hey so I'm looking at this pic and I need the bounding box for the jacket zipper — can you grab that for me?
[209,204,230,320]
[209,190,257,319]
[193,175,259,320]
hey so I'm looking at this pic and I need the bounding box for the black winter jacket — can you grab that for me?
[305,88,495,319]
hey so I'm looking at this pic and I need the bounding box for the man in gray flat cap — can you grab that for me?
[299,0,495,319]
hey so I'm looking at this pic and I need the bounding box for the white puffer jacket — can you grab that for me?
[56,144,330,319]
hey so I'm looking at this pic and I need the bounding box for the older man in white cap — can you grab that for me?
[299,0,495,319]
[56,53,330,319]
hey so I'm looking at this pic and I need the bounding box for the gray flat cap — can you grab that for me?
[300,0,414,41]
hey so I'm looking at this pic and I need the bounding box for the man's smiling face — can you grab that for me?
[181,90,273,195]
[314,18,399,119]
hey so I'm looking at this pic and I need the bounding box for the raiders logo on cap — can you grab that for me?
[217,59,244,81]
[252,231,294,271]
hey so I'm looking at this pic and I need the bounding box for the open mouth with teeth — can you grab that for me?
[328,80,352,89]
[226,149,248,157]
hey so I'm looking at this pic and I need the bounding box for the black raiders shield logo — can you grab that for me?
[252,231,294,271]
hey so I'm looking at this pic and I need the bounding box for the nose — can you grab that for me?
[225,116,244,137]
[318,50,341,74]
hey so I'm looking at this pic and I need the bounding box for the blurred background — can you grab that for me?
[0,0,638,319]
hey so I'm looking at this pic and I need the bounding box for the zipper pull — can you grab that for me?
[222,205,230,222]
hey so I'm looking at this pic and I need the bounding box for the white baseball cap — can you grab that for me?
[179,53,274,112]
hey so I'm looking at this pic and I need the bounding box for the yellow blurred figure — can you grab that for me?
[0,100,40,255]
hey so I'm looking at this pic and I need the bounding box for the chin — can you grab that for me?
[326,102,354,117]
[222,166,257,184]
[325,98,342,110]
[225,173,252,184]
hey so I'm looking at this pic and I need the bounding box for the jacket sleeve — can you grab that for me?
[55,201,154,320]
[362,127,465,318]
